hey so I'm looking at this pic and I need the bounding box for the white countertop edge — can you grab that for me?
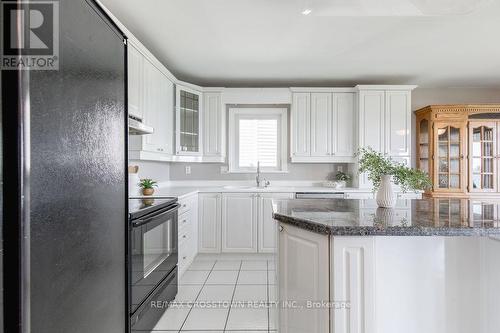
[129,182,423,200]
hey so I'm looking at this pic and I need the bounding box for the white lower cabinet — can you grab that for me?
[331,237,375,333]
[278,224,376,333]
[258,193,294,253]
[198,193,222,253]
[198,192,294,254]
[221,193,258,253]
[178,194,198,277]
[278,223,330,333]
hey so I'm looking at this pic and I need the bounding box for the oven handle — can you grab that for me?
[132,203,180,227]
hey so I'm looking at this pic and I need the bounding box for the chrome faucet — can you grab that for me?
[256,161,270,188]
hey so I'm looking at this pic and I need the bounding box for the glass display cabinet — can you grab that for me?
[175,85,202,155]
[434,122,466,192]
[469,122,497,192]
[415,105,500,197]
[417,117,431,175]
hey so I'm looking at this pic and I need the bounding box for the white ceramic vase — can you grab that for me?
[333,180,346,189]
[376,175,396,208]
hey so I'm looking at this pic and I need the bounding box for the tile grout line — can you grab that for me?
[267,259,270,333]
[177,259,217,332]
[223,260,242,332]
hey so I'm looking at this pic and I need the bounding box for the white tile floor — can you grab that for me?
[152,254,278,332]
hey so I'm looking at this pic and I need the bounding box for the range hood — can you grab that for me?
[128,116,154,135]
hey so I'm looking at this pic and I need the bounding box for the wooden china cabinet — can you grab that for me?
[415,105,500,197]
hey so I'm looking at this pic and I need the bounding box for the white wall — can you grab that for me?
[412,87,500,110]
[129,160,170,183]
[168,162,351,182]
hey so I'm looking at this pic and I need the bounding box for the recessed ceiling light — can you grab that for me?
[301,9,312,15]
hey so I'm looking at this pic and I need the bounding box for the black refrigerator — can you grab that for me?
[2,0,128,332]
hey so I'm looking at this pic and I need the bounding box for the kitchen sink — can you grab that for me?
[222,185,280,191]
[222,185,255,190]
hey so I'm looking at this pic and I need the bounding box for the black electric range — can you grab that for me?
[129,197,178,220]
[128,197,180,330]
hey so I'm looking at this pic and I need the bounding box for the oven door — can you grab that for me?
[131,204,179,313]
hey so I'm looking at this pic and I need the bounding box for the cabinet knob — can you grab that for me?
[183,256,187,260]
[182,219,187,223]
[182,235,187,239]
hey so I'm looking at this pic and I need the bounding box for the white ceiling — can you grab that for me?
[100,0,500,88]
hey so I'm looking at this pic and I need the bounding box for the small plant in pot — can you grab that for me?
[357,147,432,208]
[334,171,352,189]
[139,178,158,196]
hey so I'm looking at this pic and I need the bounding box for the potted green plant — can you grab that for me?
[357,147,431,207]
[139,178,158,196]
[334,171,352,189]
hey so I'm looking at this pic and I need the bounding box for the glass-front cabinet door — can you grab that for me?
[175,85,202,155]
[469,122,497,192]
[417,118,430,174]
[434,122,466,192]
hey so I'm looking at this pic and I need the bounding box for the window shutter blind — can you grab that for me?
[239,118,278,168]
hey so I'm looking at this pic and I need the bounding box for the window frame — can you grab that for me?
[228,107,288,173]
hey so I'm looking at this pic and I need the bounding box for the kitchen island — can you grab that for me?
[272,198,500,333]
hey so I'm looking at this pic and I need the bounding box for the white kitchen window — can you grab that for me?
[228,108,288,173]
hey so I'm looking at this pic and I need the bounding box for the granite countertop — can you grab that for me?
[272,198,500,236]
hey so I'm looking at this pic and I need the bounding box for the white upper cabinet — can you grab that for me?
[356,85,416,188]
[311,93,332,157]
[385,90,411,156]
[142,58,173,154]
[129,49,174,160]
[333,93,356,158]
[203,91,225,162]
[357,86,415,158]
[127,43,143,120]
[291,90,356,163]
[291,93,311,157]
[175,85,203,156]
[358,90,385,154]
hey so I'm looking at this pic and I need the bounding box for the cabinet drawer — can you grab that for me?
[179,237,196,273]
[178,197,195,215]
[178,222,193,243]
[178,211,191,229]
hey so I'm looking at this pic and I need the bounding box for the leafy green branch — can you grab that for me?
[357,147,432,192]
